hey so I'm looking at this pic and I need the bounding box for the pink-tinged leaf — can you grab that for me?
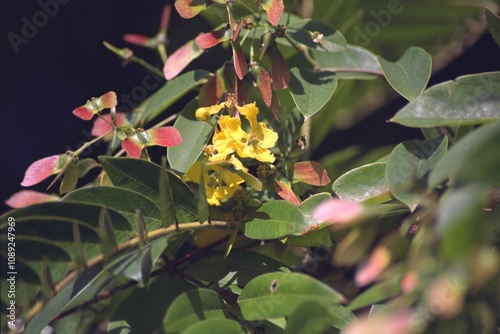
[72,106,95,121]
[174,0,208,19]
[270,90,282,122]
[21,155,61,187]
[293,161,330,186]
[123,34,151,47]
[262,0,284,26]
[425,275,466,319]
[274,179,301,206]
[401,271,419,294]
[233,19,244,42]
[232,42,248,80]
[344,311,414,334]
[355,246,391,287]
[100,91,118,109]
[91,112,128,138]
[269,44,290,89]
[122,138,143,158]
[5,190,59,208]
[255,66,272,107]
[237,79,250,106]
[159,5,172,34]
[313,198,364,227]
[163,40,204,80]
[149,127,182,147]
[195,30,226,49]
[198,71,225,106]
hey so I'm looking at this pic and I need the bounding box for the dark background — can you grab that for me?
[1,1,499,213]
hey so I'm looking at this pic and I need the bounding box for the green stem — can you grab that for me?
[130,55,165,78]
[73,131,111,157]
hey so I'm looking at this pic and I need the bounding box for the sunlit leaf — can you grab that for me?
[289,68,337,119]
[391,72,500,127]
[238,272,344,320]
[243,201,309,239]
[332,162,391,204]
[262,0,284,26]
[377,46,431,101]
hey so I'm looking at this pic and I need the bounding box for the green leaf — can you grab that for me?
[139,70,210,124]
[238,272,344,321]
[486,8,500,47]
[377,46,431,101]
[107,278,195,333]
[24,267,111,334]
[347,275,401,311]
[162,289,229,333]
[429,121,500,188]
[160,157,178,227]
[289,68,337,120]
[98,208,118,261]
[104,233,188,286]
[181,318,248,334]
[332,162,391,204]
[63,186,162,231]
[391,72,500,127]
[437,184,491,260]
[313,44,382,79]
[167,98,213,173]
[243,201,310,239]
[185,250,290,286]
[287,19,347,52]
[99,157,197,223]
[385,136,448,211]
[1,202,132,286]
[284,302,356,333]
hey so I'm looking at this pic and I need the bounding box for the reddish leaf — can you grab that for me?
[21,155,61,187]
[99,91,118,109]
[72,106,95,120]
[122,138,142,158]
[262,0,284,26]
[5,190,59,208]
[159,4,172,33]
[251,65,272,107]
[237,79,250,106]
[174,0,207,19]
[163,40,204,80]
[150,127,183,147]
[195,29,227,49]
[274,179,301,206]
[123,34,151,47]
[232,42,248,80]
[268,44,290,89]
[270,90,282,122]
[293,161,330,186]
[198,71,225,106]
[233,19,244,42]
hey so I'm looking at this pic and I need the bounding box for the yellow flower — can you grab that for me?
[236,102,278,163]
[195,102,225,121]
[209,103,278,163]
[186,161,244,206]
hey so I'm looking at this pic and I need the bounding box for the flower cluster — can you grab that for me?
[186,101,278,206]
